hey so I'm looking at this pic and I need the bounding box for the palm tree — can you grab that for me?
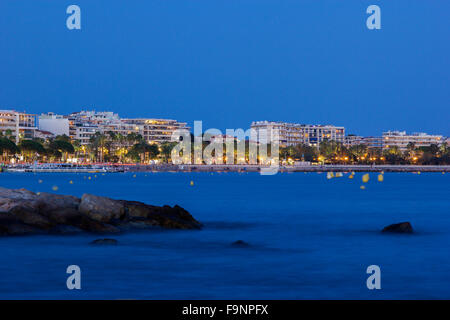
[349,144,367,163]
[0,138,19,163]
[406,142,417,161]
[48,139,75,162]
[128,142,159,163]
[19,140,45,163]
[159,142,177,163]
[319,140,339,162]
[89,132,108,162]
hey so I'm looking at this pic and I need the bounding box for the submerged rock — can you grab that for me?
[0,187,201,236]
[90,238,118,245]
[231,240,250,247]
[382,222,413,234]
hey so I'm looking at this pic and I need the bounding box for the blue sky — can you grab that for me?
[0,1,448,136]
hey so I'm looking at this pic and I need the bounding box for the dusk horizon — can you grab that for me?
[1,0,449,137]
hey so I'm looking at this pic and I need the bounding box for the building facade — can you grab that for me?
[65,111,188,145]
[382,131,443,151]
[344,135,383,150]
[121,118,189,144]
[0,110,38,143]
[251,121,345,147]
[38,112,70,137]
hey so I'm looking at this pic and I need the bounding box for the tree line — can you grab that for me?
[1,130,449,165]
[280,140,450,165]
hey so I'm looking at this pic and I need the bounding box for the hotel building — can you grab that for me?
[121,118,189,144]
[65,111,188,145]
[344,135,383,150]
[0,110,38,144]
[251,121,345,147]
[382,131,443,151]
[38,112,70,137]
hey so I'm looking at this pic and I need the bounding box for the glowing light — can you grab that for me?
[362,173,369,183]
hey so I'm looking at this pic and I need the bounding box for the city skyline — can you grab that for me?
[1,108,448,151]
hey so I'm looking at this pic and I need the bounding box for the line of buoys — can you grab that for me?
[327,172,335,179]
[377,174,384,182]
[190,180,194,186]
[360,185,366,190]
[133,174,136,178]
[349,174,354,179]
[69,180,73,184]
[335,172,343,178]
[52,185,59,191]
[38,179,43,184]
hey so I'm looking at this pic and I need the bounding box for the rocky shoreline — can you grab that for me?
[0,187,201,236]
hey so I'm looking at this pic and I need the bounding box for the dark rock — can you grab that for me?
[120,200,202,229]
[382,222,414,234]
[79,194,125,223]
[0,187,37,201]
[0,212,40,236]
[36,192,80,212]
[90,238,118,245]
[0,187,200,237]
[8,204,54,229]
[231,240,250,247]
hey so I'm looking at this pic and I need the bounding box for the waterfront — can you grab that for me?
[5,163,450,173]
[0,172,449,299]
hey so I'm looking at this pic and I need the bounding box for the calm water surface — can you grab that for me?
[0,172,449,299]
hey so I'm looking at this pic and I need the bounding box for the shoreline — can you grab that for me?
[4,164,450,173]
[119,164,450,173]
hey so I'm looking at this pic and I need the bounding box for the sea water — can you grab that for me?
[0,172,449,299]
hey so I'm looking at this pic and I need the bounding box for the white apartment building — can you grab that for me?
[121,118,189,144]
[382,131,443,151]
[251,121,345,147]
[39,112,70,136]
[344,135,383,150]
[0,110,38,143]
[66,111,188,145]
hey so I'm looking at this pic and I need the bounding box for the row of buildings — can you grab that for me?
[0,110,447,152]
[0,110,188,145]
[250,121,447,151]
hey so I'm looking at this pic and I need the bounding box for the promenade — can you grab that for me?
[131,164,450,173]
